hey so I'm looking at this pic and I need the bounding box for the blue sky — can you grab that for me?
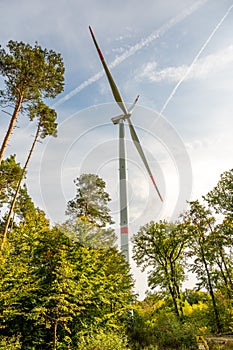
[1,0,233,298]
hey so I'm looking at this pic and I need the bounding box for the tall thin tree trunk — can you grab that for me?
[201,245,222,333]
[208,218,233,295]
[174,280,184,318]
[168,283,180,317]
[0,120,41,250]
[164,262,180,317]
[219,249,233,290]
[0,94,23,164]
[208,220,233,291]
[216,258,231,296]
[169,255,184,318]
[53,319,58,350]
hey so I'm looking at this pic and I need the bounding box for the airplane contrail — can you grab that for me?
[54,0,208,107]
[160,3,233,115]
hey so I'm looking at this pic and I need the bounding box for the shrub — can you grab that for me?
[0,335,21,349]
[77,329,131,350]
[152,312,197,349]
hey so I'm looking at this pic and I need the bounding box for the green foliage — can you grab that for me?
[183,201,216,291]
[208,291,233,334]
[131,166,233,345]
[29,100,58,138]
[203,170,233,298]
[64,173,116,248]
[77,329,130,350]
[0,41,64,249]
[204,168,233,216]
[128,297,163,349]
[66,173,114,227]
[0,334,21,349]
[13,184,38,221]
[152,311,196,349]
[133,221,188,317]
[0,40,64,104]
[0,155,22,205]
[0,213,133,348]
[128,297,199,350]
[59,218,116,248]
[183,289,209,306]
[182,200,232,333]
[0,40,64,164]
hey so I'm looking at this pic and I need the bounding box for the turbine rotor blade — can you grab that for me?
[128,95,139,114]
[89,26,128,115]
[127,118,163,202]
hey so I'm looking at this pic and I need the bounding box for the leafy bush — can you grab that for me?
[0,335,21,349]
[77,329,131,349]
[128,305,199,349]
[153,312,197,349]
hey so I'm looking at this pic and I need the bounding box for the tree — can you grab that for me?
[0,209,50,348]
[0,220,85,349]
[0,213,133,349]
[13,184,38,223]
[0,184,38,249]
[132,221,188,318]
[29,228,84,350]
[0,40,64,163]
[1,101,58,250]
[65,174,116,247]
[182,200,223,333]
[66,174,114,227]
[204,168,233,217]
[204,169,233,294]
[208,223,233,297]
[0,155,22,206]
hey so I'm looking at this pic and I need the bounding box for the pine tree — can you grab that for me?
[64,174,116,248]
[0,40,64,163]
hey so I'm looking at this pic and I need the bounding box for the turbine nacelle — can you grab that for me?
[111,113,131,125]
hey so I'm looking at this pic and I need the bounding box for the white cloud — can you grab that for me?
[138,44,233,83]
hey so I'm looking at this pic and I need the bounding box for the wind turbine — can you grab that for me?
[89,26,163,262]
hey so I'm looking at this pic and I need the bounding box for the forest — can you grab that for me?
[0,41,232,349]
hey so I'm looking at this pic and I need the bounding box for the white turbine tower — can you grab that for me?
[89,26,163,262]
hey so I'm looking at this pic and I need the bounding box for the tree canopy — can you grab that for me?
[0,40,64,163]
[66,173,114,227]
[204,168,233,216]
[64,174,116,248]
[133,221,188,318]
[0,217,133,349]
